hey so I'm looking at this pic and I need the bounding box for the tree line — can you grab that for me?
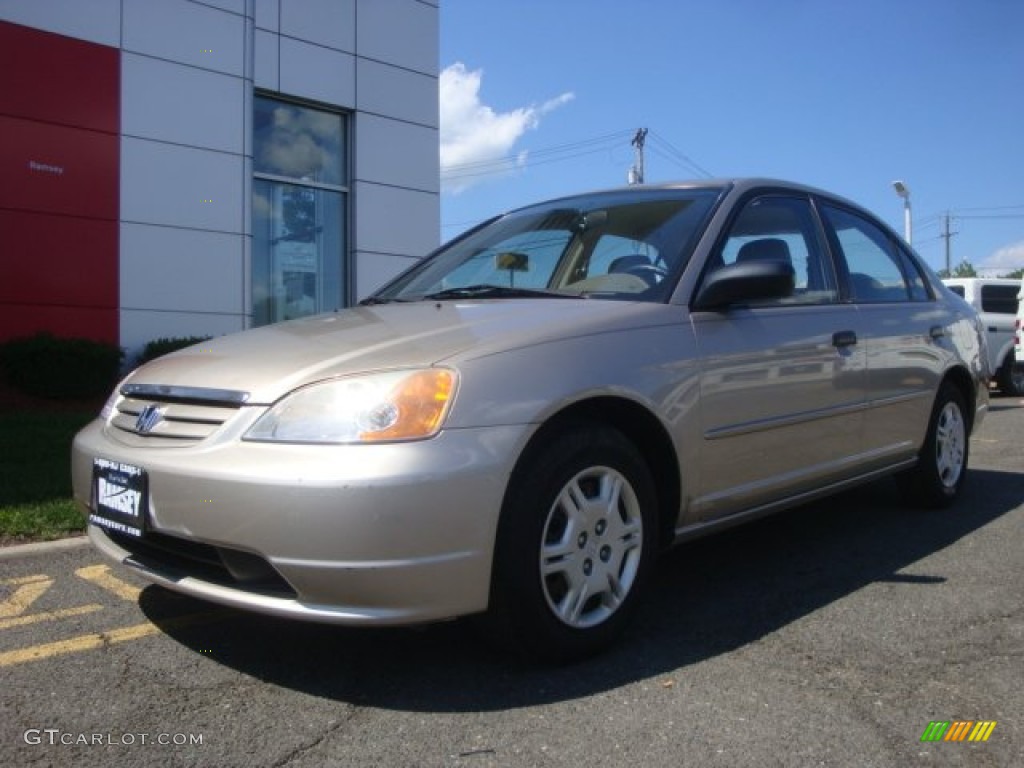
[936,261,1024,279]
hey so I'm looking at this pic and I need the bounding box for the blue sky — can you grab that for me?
[438,0,1024,275]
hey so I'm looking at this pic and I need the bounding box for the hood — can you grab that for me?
[124,300,678,404]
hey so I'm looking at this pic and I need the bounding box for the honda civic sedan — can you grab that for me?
[72,179,989,660]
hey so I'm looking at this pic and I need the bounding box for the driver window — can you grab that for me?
[717,196,838,305]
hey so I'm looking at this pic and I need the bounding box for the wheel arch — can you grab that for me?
[510,396,681,549]
[941,365,977,434]
[994,338,1015,372]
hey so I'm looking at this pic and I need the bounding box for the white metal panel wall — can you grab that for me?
[357,58,438,127]
[121,54,246,154]
[118,0,250,356]
[279,36,356,106]
[353,182,439,299]
[0,0,121,46]
[123,0,245,76]
[280,0,356,53]
[254,28,279,90]
[120,225,244,314]
[120,0,250,355]
[357,0,437,75]
[351,0,440,298]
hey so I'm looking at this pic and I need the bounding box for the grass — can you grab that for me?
[0,410,95,544]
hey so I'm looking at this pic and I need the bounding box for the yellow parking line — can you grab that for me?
[0,575,53,618]
[75,564,142,601]
[0,609,231,668]
[0,604,103,631]
[2,574,50,586]
[0,622,161,667]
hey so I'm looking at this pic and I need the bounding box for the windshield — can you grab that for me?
[373,187,723,303]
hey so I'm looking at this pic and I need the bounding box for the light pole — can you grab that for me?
[892,180,912,246]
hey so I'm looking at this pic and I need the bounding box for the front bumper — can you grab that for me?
[72,418,528,625]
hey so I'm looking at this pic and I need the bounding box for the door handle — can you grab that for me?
[930,326,946,340]
[832,330,858,348]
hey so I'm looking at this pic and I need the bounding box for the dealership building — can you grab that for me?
[0,0,440,358]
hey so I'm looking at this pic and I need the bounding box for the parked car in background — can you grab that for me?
[72,179,989,660]
[942,277,1024,396]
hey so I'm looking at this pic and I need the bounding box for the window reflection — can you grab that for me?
[252,96,346,326]
[254,96,344,184]
[253,180,342,325]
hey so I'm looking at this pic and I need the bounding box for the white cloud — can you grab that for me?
[979,240,1024,275]
[440,62,573,193]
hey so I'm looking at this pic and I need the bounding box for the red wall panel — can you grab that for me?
[0,304,118,345]
[0,115,118,220]
[0,21,119,133]
[0,210,118,307]
[0,20,119,346]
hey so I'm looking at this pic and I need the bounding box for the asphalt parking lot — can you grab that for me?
[1,398,1022,768]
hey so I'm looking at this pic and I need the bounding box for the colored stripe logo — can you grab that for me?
[920,721,997,742]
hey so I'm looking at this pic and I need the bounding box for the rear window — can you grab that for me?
[981,285,1020,314]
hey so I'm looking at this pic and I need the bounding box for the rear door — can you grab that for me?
[817,202,946,466]
[691,193,866,520]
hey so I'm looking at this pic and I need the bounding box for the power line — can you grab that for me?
[919,205,1024,223]
[441,129,634,181]
[646,130,713,178]
[442,142,627,182]
[441,126,715,186]
[947,204,1024,213]
[443,130,632,172]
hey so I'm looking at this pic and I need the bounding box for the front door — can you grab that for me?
[691,194,866,520]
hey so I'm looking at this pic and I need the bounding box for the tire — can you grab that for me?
[483,424,658,662]
[995,355,1024,397]
[897,382,969,508]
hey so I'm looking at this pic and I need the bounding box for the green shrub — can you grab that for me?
[0,333,124,400]
[136,335,212,366]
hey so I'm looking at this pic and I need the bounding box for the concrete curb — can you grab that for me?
[0,535,91,561]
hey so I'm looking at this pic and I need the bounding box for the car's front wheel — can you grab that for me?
[898,382,969,508]
[484,424,657,662]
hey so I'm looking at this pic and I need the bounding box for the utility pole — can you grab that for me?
[940,212,957,274]
[627,128,647,185]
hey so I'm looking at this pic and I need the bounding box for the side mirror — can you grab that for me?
[692,261,796,311]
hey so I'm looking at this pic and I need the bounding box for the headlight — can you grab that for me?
[243,368,457,444]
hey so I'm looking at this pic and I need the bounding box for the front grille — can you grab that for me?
[108,529,296,598]
[107,384,249,446]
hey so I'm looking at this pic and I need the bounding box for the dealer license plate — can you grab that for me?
[90,458,149,538]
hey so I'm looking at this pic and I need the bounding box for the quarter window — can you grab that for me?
[252,96,347,326]
[895,242,931,301]
[821,204,920,303]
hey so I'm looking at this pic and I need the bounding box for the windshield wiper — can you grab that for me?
[423,285,580,301]
[358,296,412,306]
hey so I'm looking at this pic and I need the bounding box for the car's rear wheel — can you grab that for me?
[484,424,657,662]
[897,382,969,508]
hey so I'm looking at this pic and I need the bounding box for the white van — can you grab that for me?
[943,277,1023,396]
